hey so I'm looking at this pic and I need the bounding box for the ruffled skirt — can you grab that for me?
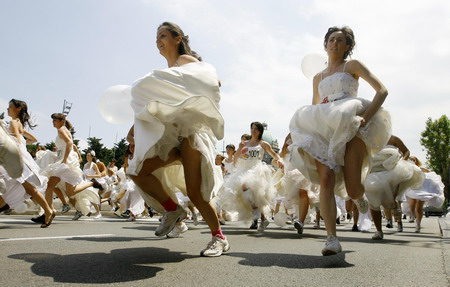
[128,62,224,206]
[289,97,392,195]
[405,172,445,208]
[221,160,275,221]
[364,147,424,210]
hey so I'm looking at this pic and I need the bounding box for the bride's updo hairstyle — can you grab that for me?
[323,26,356,60]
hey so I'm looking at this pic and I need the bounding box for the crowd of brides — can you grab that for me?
[0,23,446,258]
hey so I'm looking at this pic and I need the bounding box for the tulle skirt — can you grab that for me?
[405,172,445,208]
[40,151,83,186]
[221,160,275,221]
[119,180,145,215]
[289,97,391,196]
[364,147,424,210]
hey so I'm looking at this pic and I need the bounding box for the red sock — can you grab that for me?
[212,229,225,240]
[161,197,178,212]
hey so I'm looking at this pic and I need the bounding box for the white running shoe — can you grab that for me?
[155,205,187,237]
[415,223,421,233]
[166,222,188,238]
[192,212,199,226]
[219,217,226,225]
[408,216,415,223]
[92,213,102,219]
[200,235,230,257]
[372,231,384,240]
[258,220,269,232]
[353,196,369,214]
[321,235,342,256]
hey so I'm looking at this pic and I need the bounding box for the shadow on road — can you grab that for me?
[228,251,354,269]
[9,247,196,284]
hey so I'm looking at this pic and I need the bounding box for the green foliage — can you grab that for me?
[111,138,129,168]
[45,142,56,151]
[82,137,128,168]
[420,115,450,202]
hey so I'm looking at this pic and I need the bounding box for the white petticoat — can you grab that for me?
[119,179,145,216]
[273,157,319,209]
[128,62,224,206]
[405,172,445,208]
[289,96,391,196]
[40,136,83,186]
[221,159,275,221]
[364,147,424,210]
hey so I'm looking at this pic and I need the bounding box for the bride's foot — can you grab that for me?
[41,211,56,228]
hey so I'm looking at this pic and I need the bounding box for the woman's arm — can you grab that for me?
[261,141,284,169]
[387,135,410,159]
[312,74,321,105]
[280,133,292,158]
[233,143,244,165]
[23,130,38,144]
[348,60,388,126]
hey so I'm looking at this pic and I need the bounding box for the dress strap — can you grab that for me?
[343,61,348,72]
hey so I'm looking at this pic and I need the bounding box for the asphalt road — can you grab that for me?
[1,214,449,287]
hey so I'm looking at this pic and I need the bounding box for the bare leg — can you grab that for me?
[343,137,367,200]
[53,187,68,206]
[415,200,425,225]
[181,138,219,233]
[45,176,61,208]
[315,160,336,236]
[352,202,360,224]
[385,209,393,221]
[274,200,281,215]
[409,198,417,218]
[298,189,310,223]
[370,208,382,232]
[129,148,179,203]
[69,181,94,196]
[23,181,53,218]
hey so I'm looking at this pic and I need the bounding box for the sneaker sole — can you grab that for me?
[322,249,340,256]
[200,244,230,257]
[155,210,187,237]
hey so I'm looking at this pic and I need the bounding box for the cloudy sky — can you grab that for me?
[1,0,449,163]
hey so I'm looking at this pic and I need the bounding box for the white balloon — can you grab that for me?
[273,212,288,227]
[301,52,327,80]
[13,202,28,213]
[99,85,134,125]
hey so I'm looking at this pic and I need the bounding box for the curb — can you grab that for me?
[438,217,450,239]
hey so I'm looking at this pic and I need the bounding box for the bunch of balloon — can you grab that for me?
[99,85,134,124]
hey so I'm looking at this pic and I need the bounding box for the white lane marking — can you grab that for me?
[0,234,115,242]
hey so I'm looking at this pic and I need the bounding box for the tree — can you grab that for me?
[83,137,118,166]
[420,115,450,205]
[111,138,129,168]
[45,141,56,151]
